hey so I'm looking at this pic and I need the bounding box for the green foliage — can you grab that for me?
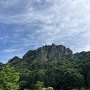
[47,87,54,90]
[35,81,44,90]
[6,45,90,90]
[42,87,54,90]
[87,70,90,88]
[0,65,20,90]
[81,88,90,90]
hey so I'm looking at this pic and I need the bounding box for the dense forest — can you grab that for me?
[0,44,90,90]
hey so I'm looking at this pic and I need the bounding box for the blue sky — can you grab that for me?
[0,0,90,63]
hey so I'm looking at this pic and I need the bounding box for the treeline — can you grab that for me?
[12,58,90,90]
[0,59,90,90]
[0,50,90,90]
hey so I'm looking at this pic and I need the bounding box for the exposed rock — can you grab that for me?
[23,44,73,62]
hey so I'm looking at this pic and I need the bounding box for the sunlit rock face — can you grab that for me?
[23,44,73,61]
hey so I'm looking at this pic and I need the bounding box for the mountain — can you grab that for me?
[23,44,73,62]
[74,51,90,61]
[8,56,22,65]
[8,44,73,65]
[1,44,90,90]
[7,44,90,73]
[7,44,90,66]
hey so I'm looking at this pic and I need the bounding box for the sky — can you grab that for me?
[0,0,90,63]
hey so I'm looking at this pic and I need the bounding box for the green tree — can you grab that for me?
[35,69,45,82]
[87,70,90,88]
[55,68,84,90]
[42,87,54,90]
[80,62,90,88]
[0,65,20,90]
[35,81,44,90]
[47,87,54,90]
[63,69,84,90]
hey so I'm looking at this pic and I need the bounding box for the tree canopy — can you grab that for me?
[0,65,20,90]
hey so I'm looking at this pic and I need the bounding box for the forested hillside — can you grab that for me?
[0,44,90,90]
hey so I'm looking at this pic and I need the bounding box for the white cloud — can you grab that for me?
[0,0,90,56]
[0,0,19,7]
[2,47,23,53]
[2,49,19,53]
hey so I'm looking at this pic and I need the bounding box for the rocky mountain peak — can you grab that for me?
[23,44,73,61]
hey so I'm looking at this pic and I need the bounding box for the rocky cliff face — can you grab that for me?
[23,44,73,62]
